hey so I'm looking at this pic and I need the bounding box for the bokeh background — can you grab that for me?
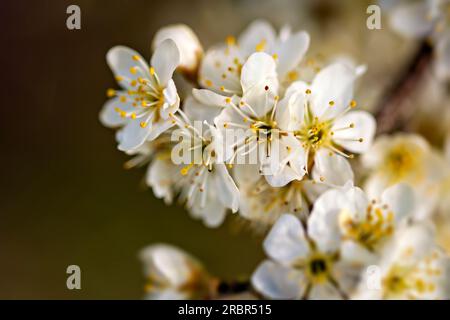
[0,0,433,299]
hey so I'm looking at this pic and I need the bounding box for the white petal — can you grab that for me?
[308,188,347,253]
[152,24,203,71]
[275,31,310,79]
[238,20,276,55]
[183,94,222,124]
[189,192,227,228]
[146,158,176,204]
[381,183,415,222]
[240,53,278,116]
[148,118,176,141]
[106,46,149,89]
[99,97,133,128]
[390,2,434,39]
[151,39,180,86]
[312,150,354,186]
[361,135,391,169]
[199,46,243,94]
[251,260,305,299]
[340,240,378,265]
[241,52,278,93]
[118,118,152,151]
[139,244,194,286]
[214,163,240,213]
[264,164,303,187]
[192,88,228,107]
[281,82,309,131]
[145,288,187,300]
[162,79,179,109]
[263,214,310,264]
[332,111,376,154]
[310,63,356,119]
[308,283,342,300]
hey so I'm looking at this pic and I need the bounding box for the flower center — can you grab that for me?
[339,204,394,251]
[383,143,422,183]
[304,253,332,284]
[296,117,332,151]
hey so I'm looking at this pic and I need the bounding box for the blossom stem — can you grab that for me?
[374,41,433,134]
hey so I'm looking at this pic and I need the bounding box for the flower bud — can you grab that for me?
[153,24,203,75]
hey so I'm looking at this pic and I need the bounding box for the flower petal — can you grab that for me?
[381,183,415,222]
[152,24,203,71]
[146,158,176,204]
[332,111,376,154]
[151,39,180,86]
[274,31,310,79]
[310,63,356,119]
[251,260,305,299]
[183,94,223,124]
[139,244,195,286]
[240,53,278,116]
[238,20,276,55]
[308,283,342,300]
[99,96,134,128]
[106,46,149,89]
[214,163,240,213]
[312,150,354,186]
[263,214,310,264]
[390,1,434,39]
[118,118,152,151]
[308,188,347,253]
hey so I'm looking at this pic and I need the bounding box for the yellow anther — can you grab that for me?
[114,107,121,113]
[120,96,127,103]
[129,67,137,75]
[115,75,124,82]
[255,39,266,52]
[305,89,312,94]
[220,86,225,91]
[131,113,137,119]
[226,35,236,46]
[349,123,355,128]
[132,55,140,61]
[130,80,137,87]
[140,121,148,128]
[107,89,116,97]
[150,67,155,75]
[205,80,213,87]
[223,123,228,128]
[329,100,335,106]
[359,138,364,143]
[141,101,147,107]
[287,70,298,81]
[225,98,231,104]
[272,53,278,60]
[350,100,357,108]
[180,164,194,176]
[120,111,126,118]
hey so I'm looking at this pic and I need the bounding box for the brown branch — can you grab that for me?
[374,41,433,134]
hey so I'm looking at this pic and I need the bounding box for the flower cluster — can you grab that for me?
[100,20,450,299]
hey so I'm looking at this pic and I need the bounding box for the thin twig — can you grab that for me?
[374,41,433,134]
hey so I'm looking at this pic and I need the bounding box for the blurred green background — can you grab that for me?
[0,0,411,299]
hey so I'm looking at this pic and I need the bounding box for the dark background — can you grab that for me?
[0,0,411,299]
